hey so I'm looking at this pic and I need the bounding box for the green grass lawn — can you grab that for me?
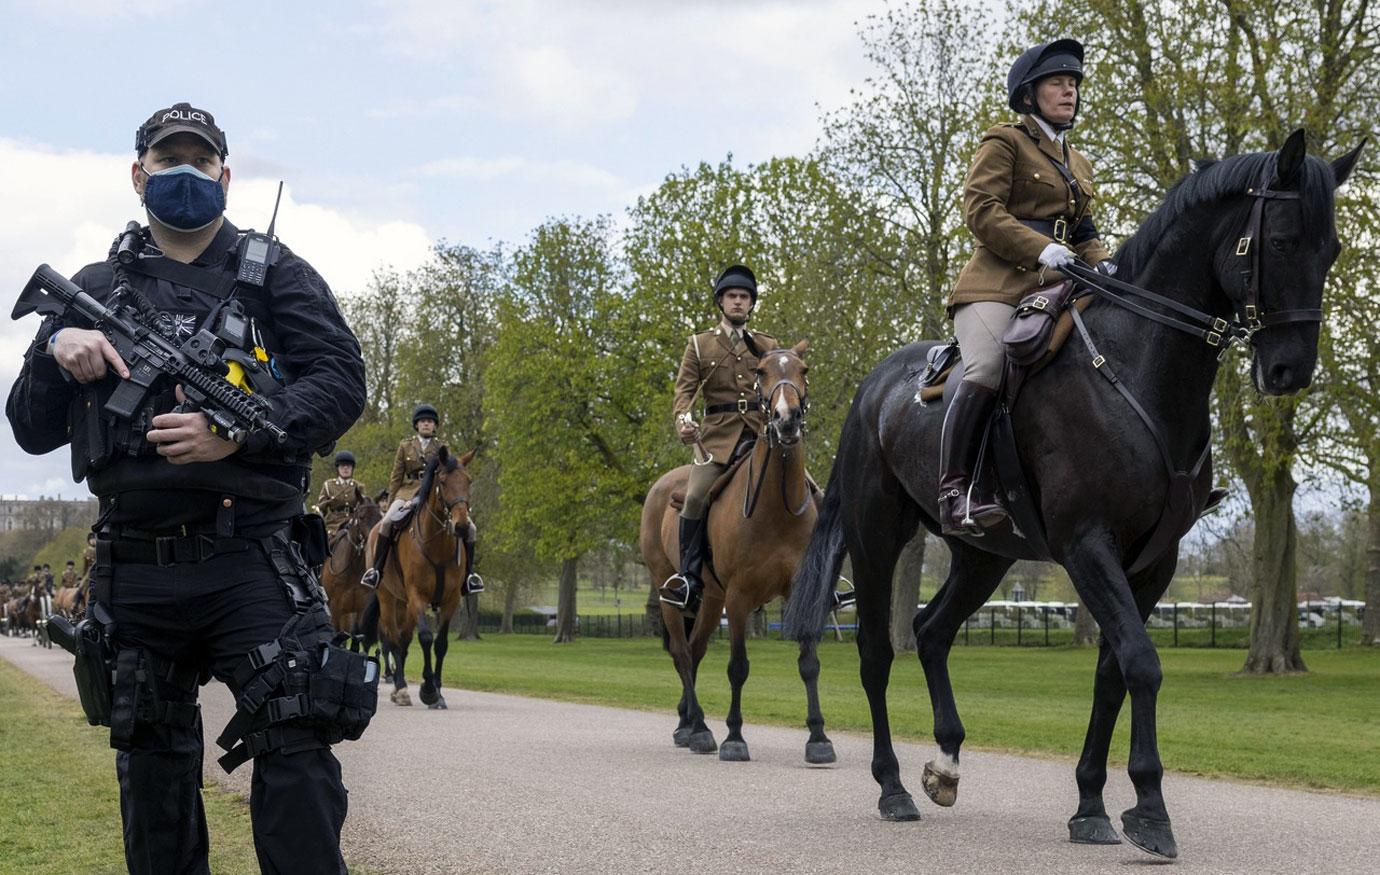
[436,635,1380,795]
[0,659,373,875]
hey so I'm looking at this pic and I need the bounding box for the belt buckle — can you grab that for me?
[1052,218,1069,243]
[154,536,176,567]
[1032,295,1050,311]
[737,399,749,414]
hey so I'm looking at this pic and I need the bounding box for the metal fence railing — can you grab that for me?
[472,599,1370,649]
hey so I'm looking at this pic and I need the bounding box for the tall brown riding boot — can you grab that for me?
[938,381,1008,536]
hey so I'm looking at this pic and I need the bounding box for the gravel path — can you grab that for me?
[4,633,1376,874]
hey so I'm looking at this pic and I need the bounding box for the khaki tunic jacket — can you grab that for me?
[317,476,366,530]
[950,115,1112,309]
[388,435,449,504]
[672,326,779,462]
[60,568,77,588]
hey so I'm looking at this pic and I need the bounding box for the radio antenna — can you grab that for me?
[266,181,284,238]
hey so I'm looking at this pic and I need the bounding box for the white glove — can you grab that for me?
[1038,242,1076,269]
[1096,260,1118,276]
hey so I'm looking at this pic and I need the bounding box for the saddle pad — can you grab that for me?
[918,295,1095,402]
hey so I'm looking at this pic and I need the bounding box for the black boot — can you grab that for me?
[660,516,708,615]
[938,381,1008,536]
[360,528,393,589]
[463,537,484,594]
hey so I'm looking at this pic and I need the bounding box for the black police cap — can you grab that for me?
[136,102,229,158]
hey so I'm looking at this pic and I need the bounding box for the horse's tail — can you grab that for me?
[783,467,847,642]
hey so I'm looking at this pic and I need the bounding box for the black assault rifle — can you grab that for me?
[12,264,287,446]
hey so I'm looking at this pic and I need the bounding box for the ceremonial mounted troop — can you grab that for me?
[940,37,1115,536]
[317,450,366,533]
[662,265,779,615]
[362,403,483,593]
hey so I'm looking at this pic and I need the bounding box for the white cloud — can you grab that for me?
[371,0,873,151]
[0,138,435,497]
[416,155,623,190]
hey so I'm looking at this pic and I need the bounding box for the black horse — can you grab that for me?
[785,130,1363,858]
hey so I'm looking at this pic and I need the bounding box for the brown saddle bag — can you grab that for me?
[1002,280,1077,366]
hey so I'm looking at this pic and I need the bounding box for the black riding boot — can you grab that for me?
[938,381,1008,536]
[360,528,394,589]
[463,537,484,594]
[660,516,708,615]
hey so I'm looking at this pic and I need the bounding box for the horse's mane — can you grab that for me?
[1115,151,1339,279]
[416,448,459,507]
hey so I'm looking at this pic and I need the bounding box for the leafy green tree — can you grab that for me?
[486,217,626,643]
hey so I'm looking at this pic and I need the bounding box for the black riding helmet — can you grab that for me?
[412,403,439,428]
[713,264,758,309]
[334,450,356,467]
[1007,38,1084,129]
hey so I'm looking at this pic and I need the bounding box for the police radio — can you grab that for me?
[236,181,283,287]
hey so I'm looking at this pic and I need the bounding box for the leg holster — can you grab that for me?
[109,646,201,752]
[215,602,378,773]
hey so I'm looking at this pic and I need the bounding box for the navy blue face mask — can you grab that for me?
[141,164,226,232]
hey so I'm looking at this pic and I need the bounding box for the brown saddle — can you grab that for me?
[916,288,1093,403]
[669,437,757,510]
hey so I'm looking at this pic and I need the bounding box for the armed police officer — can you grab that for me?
[662,265,779,616]
[6,102,369,874]
[361,404,482,593]
[941,39,1114,535]
[316,450,366,533]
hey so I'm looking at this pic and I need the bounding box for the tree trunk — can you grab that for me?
[1363,460,1380,646]
[890,533,926,652]
[1243,466,1306,673]
[456,592,481,640]
[1073,598,1098,646]
[643,578,663,637]
[553,556,579,644]
[501,582,517,634]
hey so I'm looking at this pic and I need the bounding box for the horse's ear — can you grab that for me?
[791,340,809,356]
[1275,129,1307,186]
[1330,137,1366,188]
[459,448,476,467]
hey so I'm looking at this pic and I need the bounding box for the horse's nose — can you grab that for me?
[1266,362,1296,392]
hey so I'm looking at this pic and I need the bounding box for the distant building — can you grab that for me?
[0,496,99,533]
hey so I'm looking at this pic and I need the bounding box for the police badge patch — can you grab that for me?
[157,311,197,341]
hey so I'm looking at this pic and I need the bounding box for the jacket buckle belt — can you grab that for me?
[737,399,749,414]
[1052,218,1069,243]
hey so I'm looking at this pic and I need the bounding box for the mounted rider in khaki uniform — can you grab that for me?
[60,561,78,588]
[316,450,366,533]
[360,404,483,593]
[941,37,1115,536]
[661,265,779,614]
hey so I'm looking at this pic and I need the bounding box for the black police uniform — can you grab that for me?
[6,219,367,875]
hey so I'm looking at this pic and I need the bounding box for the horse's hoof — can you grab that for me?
[719,740,750,762]
[805,740,837,765]
[1068,814,1121,845]
[687,730,718,754]
[672,727,692,748]
[1121,810,1178,859]
[921,760,959,807]
[878,792,922,822]
[391,689,412,707]
[428,695,448,711]
[419,681,438,706]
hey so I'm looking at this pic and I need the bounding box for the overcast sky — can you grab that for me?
[0,0,890,499]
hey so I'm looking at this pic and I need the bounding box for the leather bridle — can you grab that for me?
[744,354,812,518]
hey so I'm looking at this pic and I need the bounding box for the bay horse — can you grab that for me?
[640,341,836,764]
[785,131,1363,857]
[51,580,86,619]
[368,446,475,709]
[322,490,385,648]
[4,578,45,638]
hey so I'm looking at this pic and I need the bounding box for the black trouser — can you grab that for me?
[106,544,348,875]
